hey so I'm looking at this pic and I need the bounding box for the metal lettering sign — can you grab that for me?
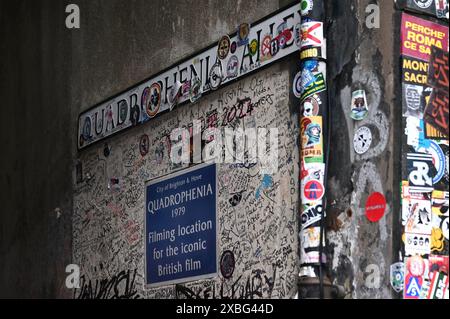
[77,3,301,150]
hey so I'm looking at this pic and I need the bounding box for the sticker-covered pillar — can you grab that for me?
[296,0,336,298]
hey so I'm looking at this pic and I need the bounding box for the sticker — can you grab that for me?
[82,116,92,140]
[415,0,435,9]
[431,192,449,244]
[365,192,386,223]
[301,116,323,161]
[249,39,258,56]
[302,180,325,204]
[424,89,449,138]
[403,198,432,234]
[402,83,425,119]
[270,38,280,57]
[300,47,325,60]
[300,227,323,249]
[130,104,140,126]
[407,152,436,193]
[425,120,448,140]
[167,80,182,111]
[404,274,423,299]
[118,100,128,124]
[294,23,302,48]
[230,41,237,54]
[220,250,235,279]
[407,255,427,277]
[217,35,231,60]
[139,134,150,157]
[209,61,223,90]
[301,94,322,117]
[293,71,303,98]
[300,61,327,101]
[418,140,447,186]
[237,23,250,47]
[189,77,202,103]
[429,255,449,276]
[300,21,324,49]
[402,57,429,87]
[226,55,239,79]
[350,90,369,121]
[427,272,449,299]
[143,83,161,118]
[401,13,449,62]
[390,262,405,293]
[435,0,449,19]
[427,46,449,92]
[405,233,432,256]
[300,203,324,229]
[276,22,292,46]
[300,250,327,265]
[353,126,373,155]
[301,162,325,187]
[260,35,272,62]
[419,279,432,299]
[300,0,314,16]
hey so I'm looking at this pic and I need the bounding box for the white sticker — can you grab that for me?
[353,126,373,154]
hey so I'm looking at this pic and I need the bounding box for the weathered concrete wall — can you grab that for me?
[0,0,73,298]
[325,0,401,299]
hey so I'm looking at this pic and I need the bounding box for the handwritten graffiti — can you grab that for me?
[75,268,141,299]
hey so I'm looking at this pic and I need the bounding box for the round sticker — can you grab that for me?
[365,192,386,222]
[303,180,325,202]
[407,256,426,277]
[414,0,434,9]
[301,0,314,15]
[230,41,237,54]
[293,71,303,98]
[249,39,258,56]
[220,250,236,279]
[260,35,272,61]
[217,35,231,60]
[139,134,150,157]
[302,95,321,116]
[353,126,373,155]
[143,83,161,118]
[209,61,223,90]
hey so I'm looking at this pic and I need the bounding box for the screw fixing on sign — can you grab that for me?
[365,192,387,222]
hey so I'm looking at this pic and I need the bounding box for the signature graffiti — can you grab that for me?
[175,266,277,299]
[74,268,141,299]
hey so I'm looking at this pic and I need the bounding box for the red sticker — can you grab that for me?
[303,180,324,203]
[365,192,386,222]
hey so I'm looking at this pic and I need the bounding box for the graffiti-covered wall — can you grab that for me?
[72,63,299,299]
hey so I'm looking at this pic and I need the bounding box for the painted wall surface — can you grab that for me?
[72,64,299,299]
